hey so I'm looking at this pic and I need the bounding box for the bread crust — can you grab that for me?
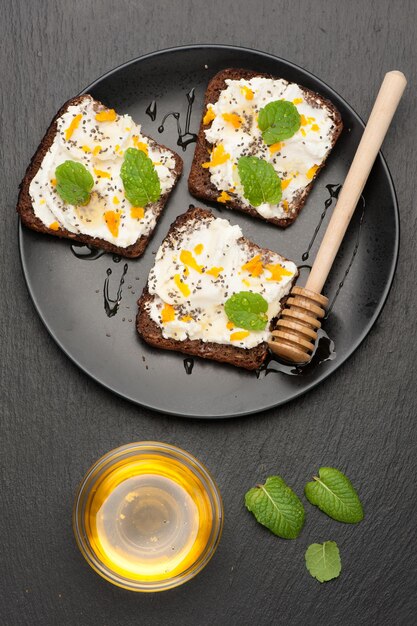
[136,206,298,370]
[17,95,183,258]
[188,68,343,227]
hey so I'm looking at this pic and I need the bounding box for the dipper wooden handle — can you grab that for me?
[269,71,407,364]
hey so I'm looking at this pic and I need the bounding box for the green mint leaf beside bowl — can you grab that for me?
[305,467,364,523]
[237,156,282,207]
[305,541,341,583]
[245,476,305,539]
[258,99,301,144]
[55,160,94,206]
[224,291,268,331]
[120,147,161,207]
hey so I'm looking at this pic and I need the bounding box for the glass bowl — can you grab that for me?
[73,442,223,592]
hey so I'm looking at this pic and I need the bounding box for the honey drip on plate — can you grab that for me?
[70,243,105,260]
[145,100,157,121]
[103,263,128,317]
[325,194,366,317]
[257,328,336,378]
[300,185,366,315]
[183,358,194,375]
[302,184,342,261]
[158,88,197,151]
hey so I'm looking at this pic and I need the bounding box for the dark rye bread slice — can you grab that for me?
[17,95,183,258]
[188,68,343,227]
[136,206,298,370]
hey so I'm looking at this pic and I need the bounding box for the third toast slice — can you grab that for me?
[137,206,298,370]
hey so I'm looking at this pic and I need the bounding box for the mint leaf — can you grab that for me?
[245,476,305,539]
[237,156,282,207]
[225,291,268,331]
[305,467,364,523]
[55,160,94,205]
[258,100,301,144]
[120,147,161,206]
[305,541,341,583]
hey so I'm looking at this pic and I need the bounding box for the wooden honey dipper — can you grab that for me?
[269,70,407,364]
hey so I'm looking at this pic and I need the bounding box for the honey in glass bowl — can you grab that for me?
[73,442,223,592]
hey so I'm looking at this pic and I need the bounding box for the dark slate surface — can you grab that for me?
[1,1,416,624]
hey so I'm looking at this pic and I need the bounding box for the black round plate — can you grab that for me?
[19,45,399,418]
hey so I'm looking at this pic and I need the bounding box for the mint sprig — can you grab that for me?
[120,147,161,207]
[225,291,268,331]
[258,99,301,144]
[305,541,341,583]
[55,160,94,205]
[245,476,305,539]
[237,156,282,207]
[305,467,364,524]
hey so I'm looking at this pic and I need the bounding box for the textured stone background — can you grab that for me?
[1,1,416,624]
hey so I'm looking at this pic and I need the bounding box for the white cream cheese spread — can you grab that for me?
[203,77,337,220]
[29,95,177,248]
[147,213,297,349]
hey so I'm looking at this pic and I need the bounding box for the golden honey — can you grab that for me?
[73,443,223,592]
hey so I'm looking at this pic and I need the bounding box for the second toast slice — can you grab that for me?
[189,68,342,227]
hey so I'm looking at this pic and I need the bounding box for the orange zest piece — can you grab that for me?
[50,178,57,187]
[242,254,263,277]
[203,106,216,125]
[104,211,120,238]
[226,321,235,330]
[180,315,193,323]
[282,199,289,213]
[202,144,230,168]
[65,114,82,140]
[81,145,91,153]
[132,136,148,154]
[269,142,283,154]
[93,145,102,156]
[194,243,204,255]
[131,207,145,219]
[230,331,250,341]
[240,86,254,100]
[281,178,292,190]
[39,198,46,205]
[94,168,111,179]
[161,303,175,323]
[306,164,319,180]
[174,274,190,297]
[180,250,203,273]
[242,278,250,287]
[311,123,320,132]
[293,97,303,105]
[300,114,308,126]
[113,196,120,205]
[49,221,60,231]
[300,128,306,137]
[222,112,242,129]
[265,263,293,282]
[217,191,231,203]
[95,109,117,122]
[206,266,223,278]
